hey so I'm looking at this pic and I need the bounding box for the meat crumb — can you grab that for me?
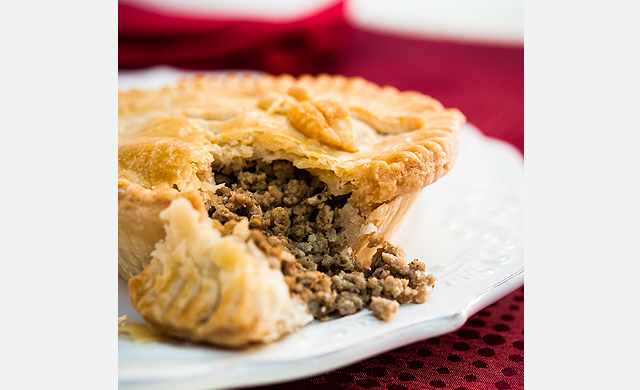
[206,159,436,321]
[370,297,399,321]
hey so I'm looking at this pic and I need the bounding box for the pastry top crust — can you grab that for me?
[119,73,465,205]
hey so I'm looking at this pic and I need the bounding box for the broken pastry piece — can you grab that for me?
[118,73,465,347]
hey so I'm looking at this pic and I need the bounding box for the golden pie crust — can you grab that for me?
[118,73,465,347]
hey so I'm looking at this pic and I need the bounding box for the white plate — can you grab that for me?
[118,68,524,390]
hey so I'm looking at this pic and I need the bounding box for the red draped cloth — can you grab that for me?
[119,1,351,75]
[119,1,524,388]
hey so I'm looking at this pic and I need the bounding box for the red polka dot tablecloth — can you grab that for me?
[250,286,524,389]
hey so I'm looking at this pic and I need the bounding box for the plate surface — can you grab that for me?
[118,68,524,390]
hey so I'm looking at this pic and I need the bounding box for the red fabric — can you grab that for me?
[118,3,524,388]
[118,1,352,75]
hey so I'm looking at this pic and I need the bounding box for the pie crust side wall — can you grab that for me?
[118,178,207,280]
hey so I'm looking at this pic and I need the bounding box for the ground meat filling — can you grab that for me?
[207,159,435,321]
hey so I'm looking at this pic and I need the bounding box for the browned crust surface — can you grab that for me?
[119,73,464,204]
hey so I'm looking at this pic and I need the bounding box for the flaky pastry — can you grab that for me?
[118,73,465,347]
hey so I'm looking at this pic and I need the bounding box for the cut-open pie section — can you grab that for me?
[118,73,465,347]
